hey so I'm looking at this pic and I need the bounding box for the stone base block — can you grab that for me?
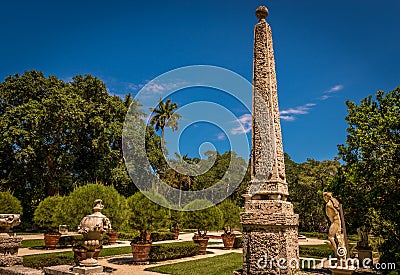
[73,265,104,274]
[356,247,373,264]
[44,265,109,275]
[241,225,299,275]
[0,265,43,275]
[0,255,23,267]
[329,266,355,275]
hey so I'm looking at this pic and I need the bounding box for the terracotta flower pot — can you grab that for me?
[73,247,102,265]
[44,233,61,249]
[131,243,152,263]
[221,234,236,249]
[107,231,120,244]
[193,235,209,254]
[173,228,179,240]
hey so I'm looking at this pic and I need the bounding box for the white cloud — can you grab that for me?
[320,95,331,100]
[325,84,344,94]
[280,103,316,115]
[280,115,296,121]
[231,114,252,135]
[217,133,226,140]
[142,81,189,95]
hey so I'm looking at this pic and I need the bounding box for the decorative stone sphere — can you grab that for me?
[256,6,269,20]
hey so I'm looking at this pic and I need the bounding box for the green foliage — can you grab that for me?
[33,195,64,232]
[0,191,23,214]
[59,183,129,231]
[145,252,243,275]
[217,199,240,234]
[150,232,176,242]
[126,191,170,242]
[233,236,243,248]
[23,252,75,269]
[285,153,340,232]
[149,241,200,261]
[299,244,334,258]
[0,71,140,223]
[329,87,400,262]
[149,98,182,139]
[183,199,223,237]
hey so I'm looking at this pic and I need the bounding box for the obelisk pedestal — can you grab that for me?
[239,6,299,275]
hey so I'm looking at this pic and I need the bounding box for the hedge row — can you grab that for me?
[118,231,175,242]
[150,241,200,261]
[23,252,74,269]
[23,241,200,269]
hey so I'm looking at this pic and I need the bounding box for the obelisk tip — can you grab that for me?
[255,6,269,21]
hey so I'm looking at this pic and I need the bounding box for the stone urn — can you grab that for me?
[76,199,112,267]
[0,214,23,267]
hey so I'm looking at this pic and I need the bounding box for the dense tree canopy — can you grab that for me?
[0,71,161,222]
[285,154,340,232]
[328,87,400,265]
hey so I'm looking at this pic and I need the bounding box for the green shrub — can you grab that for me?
[0,191,23,214]
[183,199,222,237]
[118,231,139,240]
[33,195,64,232]
[59,184,129,231]
[233,236,242,248]
[23,253,74,269]
[299,244,334,258]
[149,241,200,261]
[126,191,170,242]
[151,232,176,242]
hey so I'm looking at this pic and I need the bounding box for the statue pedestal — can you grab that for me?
[0,234,23,267]
[73,265,104,274]
[240,200,299,275]
[329,266,355,275]
[356,246,373,265]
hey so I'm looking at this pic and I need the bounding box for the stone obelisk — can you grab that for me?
[239,6,299,275]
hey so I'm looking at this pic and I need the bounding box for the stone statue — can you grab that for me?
[323,192,347,258]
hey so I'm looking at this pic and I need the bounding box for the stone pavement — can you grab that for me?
[17,232,327,274]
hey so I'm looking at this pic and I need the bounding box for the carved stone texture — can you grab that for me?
[77,199,112,267]
[0,214,23,267]
[239,6,299,275]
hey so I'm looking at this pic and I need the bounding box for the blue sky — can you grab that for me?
[1,0,399,163]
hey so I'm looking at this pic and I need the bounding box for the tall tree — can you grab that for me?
[329,87,400,266]
[149,98,182,139]
[285,153,340,232]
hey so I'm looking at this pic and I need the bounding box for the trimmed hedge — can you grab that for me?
[150,241,200,261]
[23,252,74,269]
[299,244,334,258]
[233,237,242,248]
[151,232,176,242]
[118,231,175,242]
[22,241,200,269]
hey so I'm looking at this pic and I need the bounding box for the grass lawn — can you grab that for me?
[146,253,242,275]
[20,239,45,248]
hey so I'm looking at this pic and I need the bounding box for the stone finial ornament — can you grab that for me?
[256,6,268,20]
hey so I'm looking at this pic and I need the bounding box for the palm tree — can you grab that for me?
[149,98,182,139]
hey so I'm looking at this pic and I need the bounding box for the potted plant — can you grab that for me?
[217,199,241,249]
[170,209,182,240]
[127,191,169,263]
[183,199,222,254]
[33,195,64,249]
[58,183,129,245]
